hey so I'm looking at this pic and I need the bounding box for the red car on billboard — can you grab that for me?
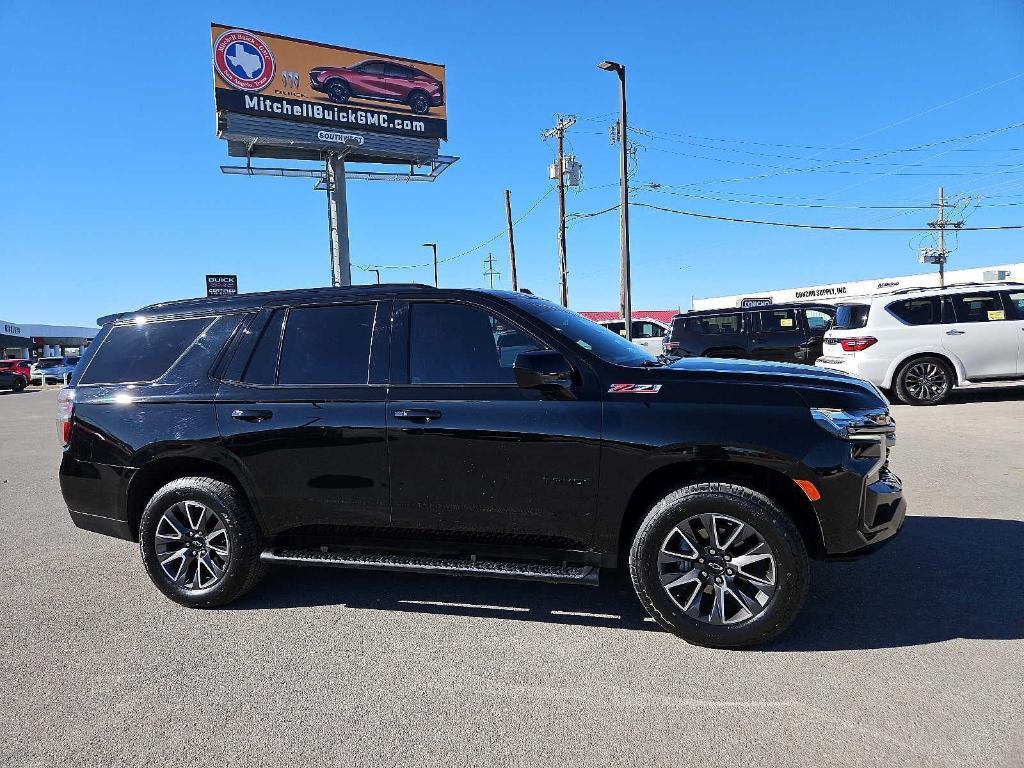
[309,59,444,115]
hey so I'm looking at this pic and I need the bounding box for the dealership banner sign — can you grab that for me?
[211,24,447,140]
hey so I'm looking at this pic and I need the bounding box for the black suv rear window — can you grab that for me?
[79,317,212,385]
[679,313,742,335]
[834,304,870,329]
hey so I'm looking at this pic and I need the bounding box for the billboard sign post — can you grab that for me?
[211,24,455,288]
[206,275,238,297]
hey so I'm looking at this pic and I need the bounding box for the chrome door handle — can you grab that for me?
[393,408,443,423]
[946,329,966,336]
[231,408,273,423]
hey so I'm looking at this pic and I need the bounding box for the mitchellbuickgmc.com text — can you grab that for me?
[242,95,426,133]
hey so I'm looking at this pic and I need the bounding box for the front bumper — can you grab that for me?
[801,434,907,559]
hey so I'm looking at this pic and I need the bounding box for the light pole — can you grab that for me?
[422,242,438,287]
[366,267,381,284]
[598,59,632,341]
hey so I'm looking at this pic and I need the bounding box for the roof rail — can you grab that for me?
[888,280,1024,295]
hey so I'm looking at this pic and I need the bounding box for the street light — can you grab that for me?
[598,59,633,341]
[422,242,438,287]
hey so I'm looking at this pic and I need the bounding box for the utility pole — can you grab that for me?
[422,242,438,287]
[927,186,963,287]
[504,189,519,292]
[598,60,633,340]
[483,252,500,289]
[543,115,576,307]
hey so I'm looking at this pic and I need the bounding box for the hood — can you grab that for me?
[663,357,887,410]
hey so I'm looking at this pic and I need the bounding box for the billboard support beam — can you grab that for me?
[326,152,351,287]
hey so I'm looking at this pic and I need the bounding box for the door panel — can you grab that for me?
[386,299,602,546]
[215,301,391,537]
[748,309,804,363]
[940,292,1018,379]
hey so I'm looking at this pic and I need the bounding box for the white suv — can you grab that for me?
[816,283,1024,405]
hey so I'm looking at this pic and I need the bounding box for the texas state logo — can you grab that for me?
[213,29,275,91]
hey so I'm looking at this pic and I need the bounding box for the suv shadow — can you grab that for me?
[230,516,1024,650]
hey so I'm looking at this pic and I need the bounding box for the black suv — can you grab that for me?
[59,286,903,648]
[664,303,836,364]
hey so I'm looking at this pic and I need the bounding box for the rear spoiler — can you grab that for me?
[96,312,126,326]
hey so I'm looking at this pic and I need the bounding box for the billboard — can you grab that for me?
[211,24,447,140]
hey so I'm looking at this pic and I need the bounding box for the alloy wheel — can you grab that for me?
[409,94,429,113]
[658,513,777,625]
[903,361,949,402]
[154,501,230,590]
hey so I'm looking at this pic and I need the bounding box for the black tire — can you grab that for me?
[894,355,954,406]
[139,477,265,608]
[12,376,26,392]
[326,80,351,104]
[407,90,431,114]
[629,482,809,648]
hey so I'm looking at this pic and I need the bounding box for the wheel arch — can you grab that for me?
[616,460,825,564]
[125,455,262,542]
[884,349,962,389]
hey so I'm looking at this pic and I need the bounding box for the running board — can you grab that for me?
[260,548,599,585]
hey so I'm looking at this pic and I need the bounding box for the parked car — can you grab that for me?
[309,59,444,115]
[60,286,902,648]
[0,367,28,392]
[663,303,836,365]
[597,318,670,356]
[33,355,80,384]
[816,283,1024,405]
[0,358,32,383]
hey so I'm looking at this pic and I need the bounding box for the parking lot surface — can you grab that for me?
[2,386,1022,767]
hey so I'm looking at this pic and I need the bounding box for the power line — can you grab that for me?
[355,186,556,271]
[630,201,1024,231]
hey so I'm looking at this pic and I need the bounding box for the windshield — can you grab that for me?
[834,304,870,330]
[37,358,61,367]
[512,295,657,365]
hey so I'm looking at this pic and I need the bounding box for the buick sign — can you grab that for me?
[206,275,238,297]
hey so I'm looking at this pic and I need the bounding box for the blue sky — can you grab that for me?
[2,0,1024,326]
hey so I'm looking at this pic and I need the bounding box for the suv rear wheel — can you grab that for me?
[139,477,264,608]
[894,356,953,405]
[12,376,26,392]
[629,482,809,648]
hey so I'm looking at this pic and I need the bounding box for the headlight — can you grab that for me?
[810,407,895,441]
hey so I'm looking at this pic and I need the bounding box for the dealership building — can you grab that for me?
[692,262,1022,311]
[0,319,99,359]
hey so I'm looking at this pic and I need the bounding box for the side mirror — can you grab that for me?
[514,350,575,396]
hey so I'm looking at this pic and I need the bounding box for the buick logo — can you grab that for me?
[280,71,300,89]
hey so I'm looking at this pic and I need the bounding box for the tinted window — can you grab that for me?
[278,304,376,385]
[685,314,742,335]
[604,321,627,336]
[80,317,212,384]
[358,61,386,75]
[888,297,941,326]
[755,309,798,333]
[1006,291,1024,319]
[835,304,870,329]
[950,293,1006,323]
[410,303,543,384]
[385,63,408,78]
[803,309,833,331]
[242,310,284,385]
[632,321,662,339]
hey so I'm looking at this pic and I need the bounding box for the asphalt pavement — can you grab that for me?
[1,385,1022,767]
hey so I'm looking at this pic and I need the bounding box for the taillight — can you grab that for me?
[840,337,878,352]
[56,387,75,446]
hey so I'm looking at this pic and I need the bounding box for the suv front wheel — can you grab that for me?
[629,482,809,648]
[139,477,265,608]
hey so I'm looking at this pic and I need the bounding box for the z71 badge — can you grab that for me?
[608,383,662,394]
